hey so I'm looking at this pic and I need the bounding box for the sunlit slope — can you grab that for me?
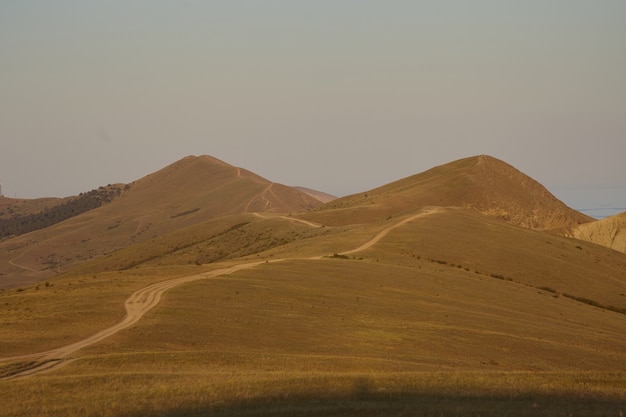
[348,207,626,310]
[2,199,626,416]
[68,212,333,274]
[563,211,626,254]
[306,155,592,229]
[0,155,322,287]
[81,257,626,373]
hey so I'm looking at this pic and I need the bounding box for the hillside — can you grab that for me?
[0,196,69,220]
[0,186,122,239]
[0,155,322,288]
[307,155,593,229]
[563,211,626,253]
[2,204,626,415]
[1,154,626,416]
[293,186,337,203]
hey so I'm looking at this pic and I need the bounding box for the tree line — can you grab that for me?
[0,186,123,239]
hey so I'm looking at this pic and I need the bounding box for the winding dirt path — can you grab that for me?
[341,208,439,255]
[1,209,436,380]
[8,250,40,273]
[252,212,324,228]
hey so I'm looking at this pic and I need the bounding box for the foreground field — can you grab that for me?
[3,257,626,415]
[4,367,626,416]
[2,208,626,416]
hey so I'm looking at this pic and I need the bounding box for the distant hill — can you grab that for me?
[0,155,323,286]
[292,187,337,203]
[0,154,604,289]
[307,155,593,229]
[121,155,322,217]
[0,196,68,220]
[563,211,626,253]
[0,186,122,238]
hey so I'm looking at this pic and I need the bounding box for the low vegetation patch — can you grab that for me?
[563,293,626,316]
[328,253,350,259]
[0,186,122,238]
[170,208,201,218]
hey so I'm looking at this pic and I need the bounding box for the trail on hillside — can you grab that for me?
[8,252,40,273]
[341,208,439,255]
[252,212,324,228]
[1,209,436,380]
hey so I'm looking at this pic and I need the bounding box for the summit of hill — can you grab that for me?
[125,155,323,215]
[309,155,592,229]
[0,155,322,286]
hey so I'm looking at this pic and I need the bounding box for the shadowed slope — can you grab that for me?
[308,155,592,229]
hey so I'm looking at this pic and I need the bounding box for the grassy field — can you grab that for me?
[2,208,626,416]
[3,368,625,416]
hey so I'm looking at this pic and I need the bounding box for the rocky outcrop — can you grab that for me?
[567,212,626,253]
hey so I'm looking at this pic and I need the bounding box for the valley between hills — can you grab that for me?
[1,154,625,416]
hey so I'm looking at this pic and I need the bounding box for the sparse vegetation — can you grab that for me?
[562,293,626,316]
[0,186,121,238]
[1,156,625,416]
[170,207,201,218]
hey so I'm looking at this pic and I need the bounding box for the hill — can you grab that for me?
[563,211,626,253]
[0,155,322,288]
[293,186,337,203]
[306,155,593,229]
[0,186,122,239]
[1,154,626,415]
[2,204,625,416]
[0,196,69,220]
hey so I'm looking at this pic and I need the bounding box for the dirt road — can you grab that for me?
[1,261,277,379]
[341,208,438,255]
[1,209,435,380]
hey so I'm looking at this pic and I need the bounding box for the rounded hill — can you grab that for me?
[310,155,592,229]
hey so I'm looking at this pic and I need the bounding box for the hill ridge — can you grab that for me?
[312,155,592,229]
[0,155,323,286]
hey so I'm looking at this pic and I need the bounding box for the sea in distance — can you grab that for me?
[553,186,626,220]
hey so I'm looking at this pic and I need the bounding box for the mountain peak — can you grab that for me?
[317,155,592,229]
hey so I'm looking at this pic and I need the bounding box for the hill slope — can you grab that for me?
[308,155,592,229]
[2,154,626,416]
[564,211,626,253]
[0,155,322,288]
[2,203,626,416]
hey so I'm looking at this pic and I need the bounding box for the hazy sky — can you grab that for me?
[1,1,625,215]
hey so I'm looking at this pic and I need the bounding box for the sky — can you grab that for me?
[1,1,625,217]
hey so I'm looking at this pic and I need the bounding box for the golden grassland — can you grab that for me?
[3,368,626,416]
[2,208,626,416]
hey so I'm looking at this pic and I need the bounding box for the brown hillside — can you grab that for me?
[564,211,626,253]
[2,202,626,416]
[293,186,337,203]
[0,155,322,288]
[0,196,69,220]
[308,155,592,229]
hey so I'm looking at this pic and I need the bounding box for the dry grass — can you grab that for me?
[304,155,592,229]
[0,155,323,286]
[359,208,626,310]
[2,367,625,416]
[2,201,626,415]
[75,259,626,372]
